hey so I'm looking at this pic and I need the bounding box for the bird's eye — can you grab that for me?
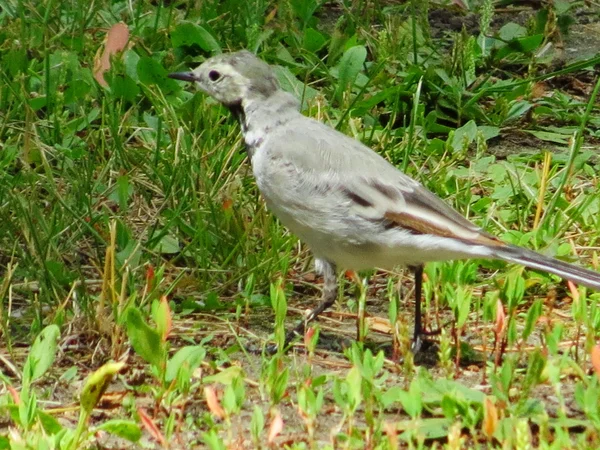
[208,70,222,82]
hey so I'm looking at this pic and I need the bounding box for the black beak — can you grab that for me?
[167,72,198,82]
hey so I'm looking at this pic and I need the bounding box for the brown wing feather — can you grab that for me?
[383,185,506,247]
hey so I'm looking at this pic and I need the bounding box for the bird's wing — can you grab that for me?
[268,118,504,247]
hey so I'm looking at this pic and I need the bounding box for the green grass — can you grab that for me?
[1,0,600,448]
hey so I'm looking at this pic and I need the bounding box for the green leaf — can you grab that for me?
[152,296,172,341]
[498,22,527,41]
[136,57,179,92]
[494,34,544,60]
[97,419,142,442]
[109,74,140,102]
[23,325,60,385]
[391,380,422,418]
[125,307,165,368]
[506,100,532,122]
[270,281,287,350]
[117,174,130,210]
[152,233,180,254]
[520,350,546,397]
[124,50,140,81]
[524,130,569,144]
[478,126,500,141]
[512,34,544,53]
[171,22,221,53]
[203,366,245,385]
[116,239,142,268]
[45,260,77,285]
[80,361,125,415]
[450,120,478,153]
[345,366,362,410]
[166,345,206,382]
[419,376,485,405]
[2,47,28,77]
[397,417,452,440]
[303,28,327,53]
[250,405,264,440]
[203,430,226,450]
[37,410,63,435]
[522,298,543,341]
[334,45,367,101]
[273,65,318,110]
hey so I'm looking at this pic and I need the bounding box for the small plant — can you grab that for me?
[1,326,140,448]
[124,296,206,411]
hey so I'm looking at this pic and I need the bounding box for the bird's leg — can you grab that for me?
[410,264,444,353]
[411,264,424,353]
[284,260,337,347]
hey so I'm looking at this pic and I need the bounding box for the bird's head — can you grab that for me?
[168,50,279,106]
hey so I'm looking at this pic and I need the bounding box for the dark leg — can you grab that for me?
[411,264,424,353]
[284,259,337,347]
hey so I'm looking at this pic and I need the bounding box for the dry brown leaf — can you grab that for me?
[531,81,549,100]
[366,316,392,334]
[97,391,128,409]
[94,22,130,87]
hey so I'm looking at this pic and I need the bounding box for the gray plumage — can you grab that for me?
[169,51,600,346]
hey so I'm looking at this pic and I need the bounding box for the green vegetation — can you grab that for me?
[1,0,599,448]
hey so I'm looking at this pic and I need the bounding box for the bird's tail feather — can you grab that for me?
[495,245,600,291]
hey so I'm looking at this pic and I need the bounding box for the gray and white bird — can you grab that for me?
[169,50,600,350]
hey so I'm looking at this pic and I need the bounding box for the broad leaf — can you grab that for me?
[125,307,165,368]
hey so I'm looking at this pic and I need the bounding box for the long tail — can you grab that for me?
[494,244,600,291]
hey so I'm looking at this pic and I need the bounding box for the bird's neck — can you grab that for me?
[234,91,301,156]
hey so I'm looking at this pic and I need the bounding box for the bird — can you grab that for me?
[168,50,600,351]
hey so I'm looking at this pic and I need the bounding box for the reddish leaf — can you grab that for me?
[567,280,580,302]
[157,296,172,342]
[591,345,600,381]
[495,299,506,337]
[304,326,315,348]
[94,22,130,87]
[344,270,360,284]
[7,385,20,404]
[204,386,225,420]
[145,265,155,289]
[265,7,277,24]
[482,396,498,439]
[222,198,233,211]
[267,410,284,444]
[137,407,166,447]
[383,421,398,449]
